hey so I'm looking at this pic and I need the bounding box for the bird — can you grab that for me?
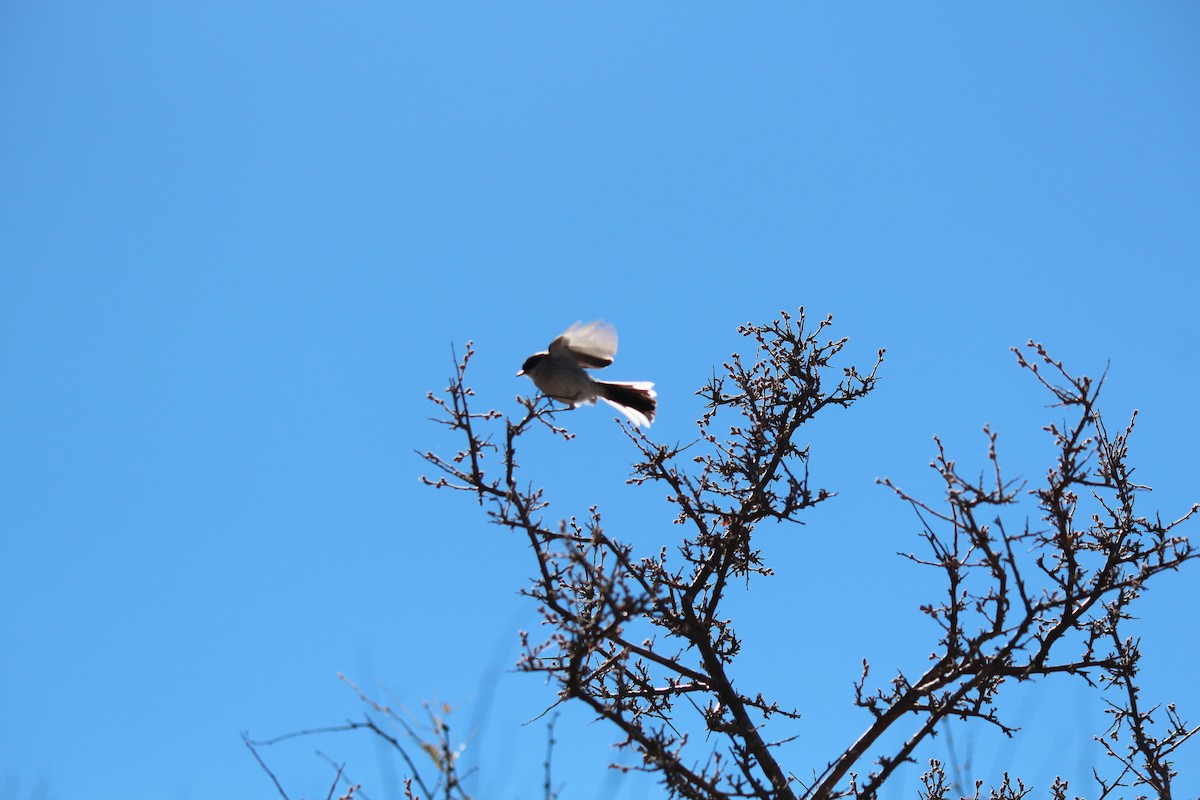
[517,321,657,427]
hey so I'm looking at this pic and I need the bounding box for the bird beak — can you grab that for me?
[516,369,525,376]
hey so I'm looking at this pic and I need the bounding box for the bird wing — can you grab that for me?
[548,320,618,369]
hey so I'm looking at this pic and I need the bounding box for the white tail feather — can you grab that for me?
[596,381,657,427]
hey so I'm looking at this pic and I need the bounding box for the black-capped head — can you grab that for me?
[518,352,546,376]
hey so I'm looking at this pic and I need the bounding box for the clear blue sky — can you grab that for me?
[2,2,1198,798]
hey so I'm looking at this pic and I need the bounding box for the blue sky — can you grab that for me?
[2,2,1198,798]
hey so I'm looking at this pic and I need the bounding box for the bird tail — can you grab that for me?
[596,381,657,427]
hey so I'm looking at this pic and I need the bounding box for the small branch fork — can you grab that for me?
[244,677,475,800]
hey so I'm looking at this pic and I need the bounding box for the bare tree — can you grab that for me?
[417,309,1197,799]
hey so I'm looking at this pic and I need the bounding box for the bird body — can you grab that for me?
[518,321,657,427]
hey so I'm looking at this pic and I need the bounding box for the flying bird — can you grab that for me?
[517,321,657,427]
